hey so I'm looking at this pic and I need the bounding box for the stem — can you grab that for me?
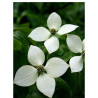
[81,50,85,56]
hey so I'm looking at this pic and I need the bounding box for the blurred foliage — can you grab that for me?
[13,2,85,98]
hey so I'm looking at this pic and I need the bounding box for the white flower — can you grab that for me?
[28,12,79,54]
[66,34,85,73]
[14,45,69,98]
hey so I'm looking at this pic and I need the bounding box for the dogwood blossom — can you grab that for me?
[14,45,69,97]
[28,12,79,54]
[66,34,85,73]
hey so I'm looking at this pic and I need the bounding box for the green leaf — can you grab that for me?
[14,85,29,98]
[14,23,32,36]
[14,23,30,28]
[35,2,43,10]
[26,84,47,98]
[53,78,72,98]
[79,69,85,94]
[14,38,22,51]
[62,69,77,92]
[14,31,29,54]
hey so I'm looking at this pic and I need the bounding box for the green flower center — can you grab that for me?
[36,65,45,75]
[50,28,56,35]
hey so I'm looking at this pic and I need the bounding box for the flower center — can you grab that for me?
[36,65,45,75]
[50,28,56,35]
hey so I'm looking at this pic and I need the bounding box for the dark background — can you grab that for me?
[14,2,85,98]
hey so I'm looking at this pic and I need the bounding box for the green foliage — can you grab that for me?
[79,69,85,94]
[14,2,85,98]
[14,38,22,51]
[26,84,47,98]
[54,78,72,98]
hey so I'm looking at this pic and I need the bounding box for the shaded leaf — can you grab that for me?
[14,31,29,54]
[14,23,32,36]
[53,78,72,98]
[14,38,22,51]
[35,2,43,10]
[26,84,47,98]
[79,68,85,94]
[62,69,77,91]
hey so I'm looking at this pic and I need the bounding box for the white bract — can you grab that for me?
[66,34,85,73]
[28,12,79,54]
[14,45,69,98]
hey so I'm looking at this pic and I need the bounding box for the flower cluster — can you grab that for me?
[14,12,85,98]
[28,12,79,54]
[14,45,69,97]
